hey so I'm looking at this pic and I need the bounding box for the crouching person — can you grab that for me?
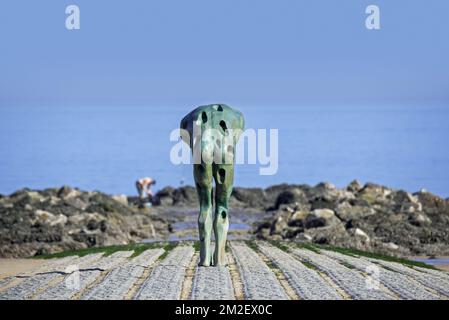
[135,177,156,207]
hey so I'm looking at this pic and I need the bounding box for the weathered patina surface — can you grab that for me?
[180,104,245,266]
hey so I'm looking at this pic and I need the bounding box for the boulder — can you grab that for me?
[358,183,391,206]
[0,187,170,258]
[408,212,431,226]
[255,182,449,257]
[347,180,362,193]
[391,190,422,213]
[296,233,313,241]
[274,188,308,210]
[265,184,308,206]
[307,208,342,228]
[270,215,289,235]
[311,208,336,220]
[57,186,82,199]
[305,224,351,245]
[335,201,375,221]
[308,183,355,210]
[349,227,370,242]
[35,209,55,222]
[304,214,326,229]
[414,190,449,215]
[172,186,197,205]
[153,186,198,206]
[64,197,88,211]
[112,194,129,206]
[231,187,267,208]
[384,242,399,251]
[50,214,68,227]
[288,210,308,227]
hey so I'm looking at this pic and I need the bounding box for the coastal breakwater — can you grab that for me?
[1,181,449,258]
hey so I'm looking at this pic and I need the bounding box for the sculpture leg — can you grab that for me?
[194,163,214,266]
[213,163,234,266]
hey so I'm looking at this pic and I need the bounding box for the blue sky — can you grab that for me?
[1,1,449,196]
[0,0,448,107]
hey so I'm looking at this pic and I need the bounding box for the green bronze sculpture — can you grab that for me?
[180,104,244,266]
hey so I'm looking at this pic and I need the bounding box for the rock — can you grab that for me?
[3,182,449,259]
[50,214,68,227]
[304,214,326,229]
[281,226,302,238]
[291,210,308,221]
[2,202,13,209]
[64,197,88,210]
[152,186,198,207]
[303,209,341,229]
[35,209,56,223]
[172,186,197,205]
[408,212,431,226]
[308,183,355,211]
[153,183,311,211]
[384,242,399,250]
[152,187,175,206]
[315,182,336,190]
[414,190,449,215]
[231,188,268,208]
[288,210,308,227]
[335,201,375,221]
[349,228,370,242]
[270,216,288,235]
[347,180,362,192]
[311,208,335,220]
[391,190,422,213]
[309,183,338,200]
[44,195,61,206]
[159,196,174,206]
[254,182,449,257]
[265,184,308,207]
[57,186,82,199]
[0,187,170,258]
[281,205,295,213]
[112,194,128,206]
[305,224,351,245]
[84,212,106,230]
[274,188,308,210]
[296,233,313,241]
[358,183,391,205]
[68,214,85,225]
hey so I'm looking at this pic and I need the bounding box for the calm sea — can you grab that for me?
[1,104,448,197]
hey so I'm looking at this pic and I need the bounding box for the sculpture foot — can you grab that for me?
[198,256,214,267]
[198,262,210,267]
